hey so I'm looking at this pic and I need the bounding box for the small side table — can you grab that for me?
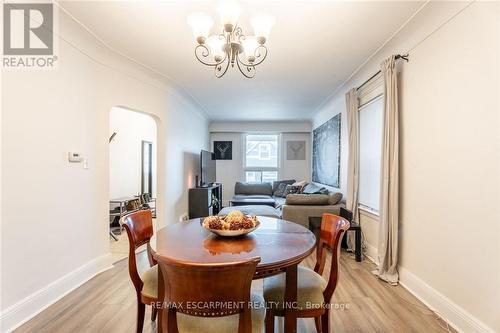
[308,216,362,262]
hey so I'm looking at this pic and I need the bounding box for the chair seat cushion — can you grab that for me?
[263,266,326,310]
[140,265,158,299]
[177,292,265,333]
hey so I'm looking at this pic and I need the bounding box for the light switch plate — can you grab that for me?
[68,152,83,162]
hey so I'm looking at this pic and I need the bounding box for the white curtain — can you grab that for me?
[345,88,359,251]
[374,55,399,285]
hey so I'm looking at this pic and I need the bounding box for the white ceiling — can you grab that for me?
[60,1,424,121]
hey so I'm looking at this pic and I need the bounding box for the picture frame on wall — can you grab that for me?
[312,114,341,187]
[213,141,232,160]
[286,140,306,160]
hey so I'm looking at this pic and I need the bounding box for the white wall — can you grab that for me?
[109,107,157,199]
[209,121,311,205]
[312,2,499,332]
[209,121,311,133]
[0,9,208,331]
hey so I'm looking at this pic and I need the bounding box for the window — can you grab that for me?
[244,134,279,183]
[358,95,383,213]
[245,170,278,183]
[259,143,271,160]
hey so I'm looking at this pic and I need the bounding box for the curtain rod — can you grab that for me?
[356,54,409,91]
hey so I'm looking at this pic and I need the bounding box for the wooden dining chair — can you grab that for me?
[263,213,350,333]
[156,256,265,333]
[122,209,158,333]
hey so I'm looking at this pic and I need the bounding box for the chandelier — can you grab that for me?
[187,2,274,78]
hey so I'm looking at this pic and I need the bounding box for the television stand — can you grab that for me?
[188,184,222,218]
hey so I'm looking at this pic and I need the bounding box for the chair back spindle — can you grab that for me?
[313,213,350,303]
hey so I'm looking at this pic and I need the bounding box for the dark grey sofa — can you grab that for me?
[230,180,344,228]
[231,180,295,207]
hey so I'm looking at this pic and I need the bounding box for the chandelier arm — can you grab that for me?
[236,45,268,67]
[238,33,246,44]
[236,55,256,78]
[215,56,230,78]
[194,44,227,67]
[234,26,242,38]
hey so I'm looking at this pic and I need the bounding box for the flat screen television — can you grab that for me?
[200,150,216,187]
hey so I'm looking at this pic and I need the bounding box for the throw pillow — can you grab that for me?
[273,183,288,198]
[272,179,295,192]
[284,185,302,196]
[292,180,308,187]
[292,180,308,193]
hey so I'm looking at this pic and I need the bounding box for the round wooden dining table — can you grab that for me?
[149,216,316,333]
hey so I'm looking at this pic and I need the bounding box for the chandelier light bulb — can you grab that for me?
[218,1,241,32]
[206,35,226,61]
[187,12,213,43]
[242,36,258,62]
[251,15,275,44]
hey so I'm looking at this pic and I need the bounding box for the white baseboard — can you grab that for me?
[0,253,113,333]
[398,266,495,333]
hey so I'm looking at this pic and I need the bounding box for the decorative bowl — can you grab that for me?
[201,216,260,237]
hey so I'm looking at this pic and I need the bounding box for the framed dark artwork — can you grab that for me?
[312,113,341,187]
[213,141,232,160]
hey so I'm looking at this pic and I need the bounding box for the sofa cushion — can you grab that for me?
[284,185,302,196]
[273,183,288,198]
[272,179,295,192]
[232,194,273,200]
[328,192,343,205]
[282,204,344,228]
[285,194,330,205]
[234,182,273,195]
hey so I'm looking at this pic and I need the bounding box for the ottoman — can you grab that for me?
[230,195,276,207]
[219,205,281,218]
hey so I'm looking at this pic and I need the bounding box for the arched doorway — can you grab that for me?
[108,106,158,263]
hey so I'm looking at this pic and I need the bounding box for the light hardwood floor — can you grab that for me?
[15,250,453,333]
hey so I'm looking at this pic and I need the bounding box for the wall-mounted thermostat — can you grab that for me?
[68,152,83,163]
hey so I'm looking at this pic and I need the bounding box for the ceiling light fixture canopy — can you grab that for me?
[187,2,274,78]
